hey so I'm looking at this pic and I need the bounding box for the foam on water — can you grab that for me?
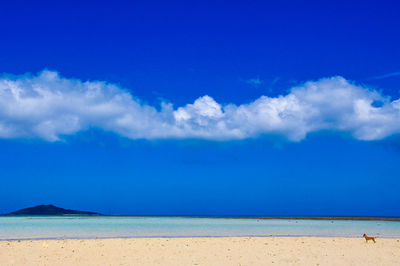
[0,216,399,240]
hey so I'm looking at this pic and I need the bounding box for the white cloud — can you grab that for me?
[245,78,263,86]
[0,70,399,142]
[370,71,400,80]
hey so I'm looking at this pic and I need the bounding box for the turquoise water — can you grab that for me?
[0,216,399,240]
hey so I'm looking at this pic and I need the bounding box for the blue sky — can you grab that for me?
[0,0,399,215]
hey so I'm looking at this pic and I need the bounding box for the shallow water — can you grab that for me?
[0,216,399,240]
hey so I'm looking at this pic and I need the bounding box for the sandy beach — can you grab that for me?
[0,237,399,265]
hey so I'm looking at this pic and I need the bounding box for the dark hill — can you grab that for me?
[8,204,100,216]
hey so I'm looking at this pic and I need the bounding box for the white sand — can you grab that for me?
[1,237,399,265]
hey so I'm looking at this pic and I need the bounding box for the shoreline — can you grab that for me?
[2,234,400,242]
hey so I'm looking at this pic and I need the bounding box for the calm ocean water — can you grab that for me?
[0,216,399,240]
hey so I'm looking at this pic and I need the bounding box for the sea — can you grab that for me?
[1,216,400,240]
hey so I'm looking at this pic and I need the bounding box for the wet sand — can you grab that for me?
[1,237,399,265]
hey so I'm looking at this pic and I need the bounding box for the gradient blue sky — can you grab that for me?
[0,0,399,215]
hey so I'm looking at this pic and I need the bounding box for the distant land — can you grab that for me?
[3,205,400,221]
[5,204,101,216]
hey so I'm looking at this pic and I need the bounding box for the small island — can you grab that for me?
[6,204,100,216]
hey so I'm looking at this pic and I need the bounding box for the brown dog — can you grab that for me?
[363,233,376,243]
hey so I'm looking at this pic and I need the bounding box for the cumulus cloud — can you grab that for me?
[0,70,399,142]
